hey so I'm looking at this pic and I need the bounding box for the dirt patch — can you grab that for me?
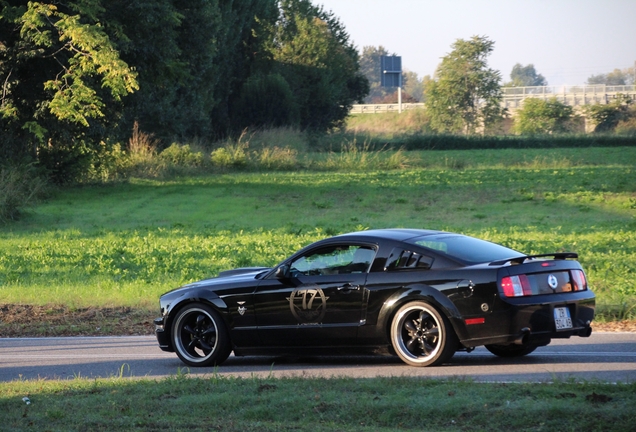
[0,303,634,338]
[0,304,154,337]
[592,320,636,332]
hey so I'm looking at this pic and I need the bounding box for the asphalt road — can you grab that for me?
[1,332,634,383]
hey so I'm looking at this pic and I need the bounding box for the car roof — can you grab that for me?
[332,228,449,243]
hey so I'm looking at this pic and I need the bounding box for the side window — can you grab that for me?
[384,248,434,271]
[290,245,376,276]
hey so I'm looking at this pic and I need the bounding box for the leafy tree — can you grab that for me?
[426,35,503,134]
[505,63,547,87]
[106,0,278,141]
[268,0,368,130]
[584,94,633,132]
[513,98,574,135]
[587,68,635,85]
[0,1,138,162]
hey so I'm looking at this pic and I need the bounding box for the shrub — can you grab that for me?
[159,143,204,167]
[584,95,633,133]
[513,98,576,135]
[615,115,636,136]
[211,143,248,168]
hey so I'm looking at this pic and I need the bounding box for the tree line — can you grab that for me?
[2,1,633,183]
[360,37,636,136]
[0,0,368,178]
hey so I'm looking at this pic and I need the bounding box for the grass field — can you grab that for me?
[0,147,635,320]
[1,146,634,428]
[1,375,634,431]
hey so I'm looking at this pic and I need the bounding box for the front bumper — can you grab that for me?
[154,317,173,352]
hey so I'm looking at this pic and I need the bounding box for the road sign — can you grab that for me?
[381,56,401,87]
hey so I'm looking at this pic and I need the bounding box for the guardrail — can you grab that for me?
[501,85,636,109]
[351,85,636,113]
[350,103,425,114]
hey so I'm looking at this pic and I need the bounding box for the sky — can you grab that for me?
[316,0,636,87]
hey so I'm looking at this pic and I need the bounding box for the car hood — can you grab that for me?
[161,267,271,297]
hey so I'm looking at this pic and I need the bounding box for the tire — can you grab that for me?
[171,303,231,367]
[390,301,458,367]
[484,342,538,358]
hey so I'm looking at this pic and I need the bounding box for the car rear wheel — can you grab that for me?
[390,301,458,367]
[172,303,231,367]
[484,342,538,357]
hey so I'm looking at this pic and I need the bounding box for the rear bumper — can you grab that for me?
[459,291,595,347]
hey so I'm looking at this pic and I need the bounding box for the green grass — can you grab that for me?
[0,147,635,318]
[1,375,634,431]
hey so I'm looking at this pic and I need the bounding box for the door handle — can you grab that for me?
[338,283,360,292]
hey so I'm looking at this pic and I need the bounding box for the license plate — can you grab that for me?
[554,307,573,330]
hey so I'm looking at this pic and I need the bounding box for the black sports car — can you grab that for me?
[154,229,595,367]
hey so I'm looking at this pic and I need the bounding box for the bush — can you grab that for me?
[159,143,204,167]
[513,98,576,135]
[615,115,636,136]
[584,95,633,133]
[211,143,248,168]
[0,165,47,222]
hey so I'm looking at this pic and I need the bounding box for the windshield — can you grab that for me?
[406,234,524,265]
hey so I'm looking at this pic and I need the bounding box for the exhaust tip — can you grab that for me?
[580,326,592,337]
[514,327,531,345]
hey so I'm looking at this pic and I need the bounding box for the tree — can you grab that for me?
[513,98,574,135]
[426,35,503,134]
[505,63,547,87]
[587,68,635,85]
[268,0,368,130]
[106,0,279,141]
[0,1,139,161]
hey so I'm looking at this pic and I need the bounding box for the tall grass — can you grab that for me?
[311,139,409,171]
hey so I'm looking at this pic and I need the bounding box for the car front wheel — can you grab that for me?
[390,301,458,367]
[171,303,231,367]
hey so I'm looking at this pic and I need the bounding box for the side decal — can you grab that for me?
[287,285,329,324]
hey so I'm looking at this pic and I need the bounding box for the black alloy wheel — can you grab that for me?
[171,303,231,367]
[391,301,458,367]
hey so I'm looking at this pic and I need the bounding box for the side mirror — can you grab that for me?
[275,265,290,279]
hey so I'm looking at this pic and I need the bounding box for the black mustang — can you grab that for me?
[154,229,595,367]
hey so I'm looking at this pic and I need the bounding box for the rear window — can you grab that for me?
[406,234,524,265]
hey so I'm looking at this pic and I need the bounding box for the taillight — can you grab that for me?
[571,270,587,291]
[501,274,532,297]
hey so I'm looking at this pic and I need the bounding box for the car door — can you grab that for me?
[254,244,375,347]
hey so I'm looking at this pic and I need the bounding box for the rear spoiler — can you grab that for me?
[489,252,578,266]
